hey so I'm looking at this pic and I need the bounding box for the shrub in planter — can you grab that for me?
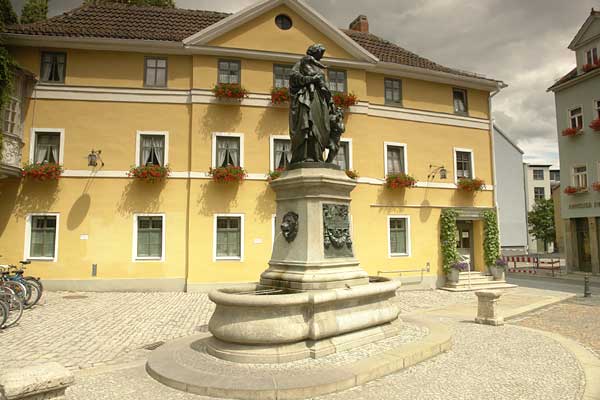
[447,261,469,283]
[267,167,285,182]
[270,87,290,105]
[212,83,249,100]
[21,162,63,181]
[209,165,247,183]
[564,185,584,195]
[332,92,358,108]
[491,258,507,281]
[457,177,485,192]
[589,119,600,132]
[345,169,359,179]
[561,127,581,137]
[128,164,171,183]
[592,182,600,192]
[385,173,416,189]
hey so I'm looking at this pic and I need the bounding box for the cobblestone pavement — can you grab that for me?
[0,292,214,370]
[513,295,600,357]
[66,318,584,400]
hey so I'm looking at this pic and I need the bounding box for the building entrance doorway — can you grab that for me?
[575,218,591,272]
[456,220,474,271]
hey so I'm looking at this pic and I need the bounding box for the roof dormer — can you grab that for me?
[569,8,600,74]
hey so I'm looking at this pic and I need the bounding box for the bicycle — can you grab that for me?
[0,284,24,329]
[0,260,43,309]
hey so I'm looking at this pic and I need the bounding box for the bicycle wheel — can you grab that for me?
[23,279,42,309]
[0,299,7,328]
[1,292,23,329]
[3,281,28,303]
[24,276,43,293]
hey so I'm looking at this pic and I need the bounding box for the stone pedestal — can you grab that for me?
[0,362,74,400]
[475,290,504,326]
[260,166,369,290]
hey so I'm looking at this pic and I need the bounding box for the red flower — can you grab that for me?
[582,63,599,73]
[564,186,581,195]
[209,165,247,183]
[270,87,290,105]
[332,93,358,108]
[385,173,417,189]
[128,164,171,183]
[212,83,249,100]
[592,182,600,192]
[457,178,485,192]
[21,162,63,181]
[589,119,600,132]
[561,127,581,137]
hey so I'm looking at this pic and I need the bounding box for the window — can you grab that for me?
[273,64,293,88]
[328,70,346,93]
[275,14,292,30]
[573,165,588,189]
[550,170,560,181]
[534,187,545,201]
[33,131,61,164]
[215,215,243,260]
[388,216,410,257]
[26,214,58,260]
[533,169,544,180]
[595,100,600,119]
[1,72,26,137]
[586,48,598,65]
[331,140,352,170]
[272,138,291,169]
[455,149,473,180]
[384,78,402,105]
[40,52,66,83]
[144,57,167,87]
[134,214,165,261]
[214,135,242,167]
[569,107,583,129]
[218,60,241,84]
[453,88,468,115]
[385,143,406,176]
[136,132,168,167]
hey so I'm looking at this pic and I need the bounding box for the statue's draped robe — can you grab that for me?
[288,61,331,163]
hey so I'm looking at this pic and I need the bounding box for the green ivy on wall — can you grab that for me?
[440,209,459,273]
[483,210,501,268]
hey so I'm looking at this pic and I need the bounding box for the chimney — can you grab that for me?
[349,15,369,33]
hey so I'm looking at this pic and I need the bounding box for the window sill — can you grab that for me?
[27,257,56,262]
[384,101,403,108]
[39,81,65,85]
[215,256,243,261]
[389,253,410,258]
[134,257,164,262]
[453,111,469,117]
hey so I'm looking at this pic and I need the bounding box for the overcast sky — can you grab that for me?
[11,0,595,166]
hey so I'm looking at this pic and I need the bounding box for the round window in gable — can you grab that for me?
[275,14,293,30]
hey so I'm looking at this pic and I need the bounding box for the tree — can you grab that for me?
[20,0,48,24]
[528,198,555,252]
[85,0,175,7]
[0,0,18,26]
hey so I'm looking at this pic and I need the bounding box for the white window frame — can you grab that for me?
[132,213,166,262]
[269,134,290,171]
[383,141,408,177]
[213,213,245,261]
[212,132,244,168]
[594,99,600,119]
[568,106,584,130]
[135,131,169,167]
[387,215,411,258]
[24,213,60,262]
[337,138,353,170]
[532,169,544,181]
[29,128,65,164]
[572,164,588,190]
[453,147,475,184]
[585,47,598,65]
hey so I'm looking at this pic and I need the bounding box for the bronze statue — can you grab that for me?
[289,44,345,164]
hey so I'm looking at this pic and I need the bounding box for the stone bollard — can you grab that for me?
[474,290,504,326]
[0,362,74,400]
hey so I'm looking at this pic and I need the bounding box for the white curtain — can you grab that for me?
[151,136,164,166]
[217,137,239,167]
[141,136,152,165]
[274,140,291,168]
[50,145,58,164]
[387,147,404,174]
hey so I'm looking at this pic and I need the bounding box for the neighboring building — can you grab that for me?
[0,0,504,291]
[549,8,600,275]
[524,164,554,253]
[493,125,528,252]
[550,168,561,183]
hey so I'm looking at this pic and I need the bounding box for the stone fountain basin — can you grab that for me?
[208,278,400,346]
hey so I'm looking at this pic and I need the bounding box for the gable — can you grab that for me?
[204,4,356,60]
[570,14,600,49]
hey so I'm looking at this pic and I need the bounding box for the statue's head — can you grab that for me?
[280,211,299,242]
[307,43,326,60]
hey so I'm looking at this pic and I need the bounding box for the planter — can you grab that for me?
[564,185,586,195]
[561,127,581,137]
[345,170,359,179]
[21,162,63,181]
[446,269,460,284]
[212,83,248,100]
[270,87,289,105]
[385,173,416,189]
[209,165,247,183]
[457,178,485,192]
[128,164,170,183]
[332,92,358,108]
[490,266,505,281]
[582,63,600,73]
[268,168,285,182]
[590,119,600,132]
[593,182,600,192]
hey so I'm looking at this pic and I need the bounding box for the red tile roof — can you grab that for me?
[4,3,487,80]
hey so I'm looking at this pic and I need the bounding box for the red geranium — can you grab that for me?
[589,119,600,132]
[385,173,417,189]
[209,165,247,183]
[561,127,581,137]
[564,185,582,195]
[21,162,63,181]
[267,167,285,182]
[332,92,358,108]
[593,182,600,192]
[270,87,290,105]
[457,178,485,192]
[128,164,171,183]
[212,83,249,100]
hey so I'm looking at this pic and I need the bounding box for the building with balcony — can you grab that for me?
[0,0,504,291]
[549,8,600,274]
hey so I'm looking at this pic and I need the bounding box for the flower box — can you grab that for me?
[267,167,285,182]
[385,173,416,189]
[270,87,290,105]
[128,164,171,183]
[589,119,600,132]
[582,63,600,73]
[457,177,485,192]
[332,92,358,108]
[592,182,600,192]
[21,162,63,181]
[212,83,249,100]
[561,127,582,137]
[345,170,359,179]
[209,165,247,183]
[564,185,586,195]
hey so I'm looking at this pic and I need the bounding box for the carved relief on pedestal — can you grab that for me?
[323,203,353,258]
[1,134,24,169]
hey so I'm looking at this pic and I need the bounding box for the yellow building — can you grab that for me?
[0,0,504,291]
